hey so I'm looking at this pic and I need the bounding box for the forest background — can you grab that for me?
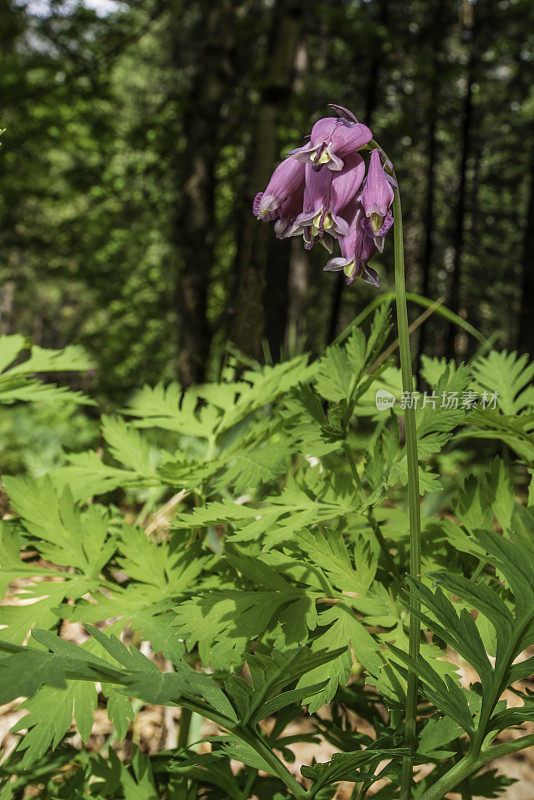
[0,0,533,461]
[0,2,533,796]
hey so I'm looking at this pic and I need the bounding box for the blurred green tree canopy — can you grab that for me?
[1,0,533,400]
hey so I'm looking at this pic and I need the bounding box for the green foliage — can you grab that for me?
[1,0,531,399]
[0,402,97,477]
[391,510,534,740]
[0,330,533,799]
[2,2,533,796]
[0,335,93,407]
[462,350,534,463]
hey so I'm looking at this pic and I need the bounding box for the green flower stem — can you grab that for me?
[392,185,422,800]
[418,735,534,800]
[240,729,308,800]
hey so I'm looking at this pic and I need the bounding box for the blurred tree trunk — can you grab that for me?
[518,151,534,357]
[264,237,291,361]
[284,41,309,352]
[446,14,477,359]
[230,0,305,360]
[326,0,389,344]
[286,238,308,347]
[173,0,236,385]
[264,35,309,361]
[0,281,15,336]
[417,3,444,372]
[462,133,483,360]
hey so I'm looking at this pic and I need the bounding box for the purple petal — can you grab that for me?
[324,256,351,272]
[331,214,350,236]
[319,235,335,254]
[362,266,381,287]
[252,192,263,217]
[360,149,394,218]
[309,117,338,145]
[273,183,305,238]
[361,209,394,240]
[286,142,315,160]
[253,192,278,221]
[336,202,364,261]
[256,157,305,218]
[323,151,344,171]
[302,163,333,215]
[288,117,371,172]
[358,231,379,263]
[331,153,366,214]
[331,122,373,158]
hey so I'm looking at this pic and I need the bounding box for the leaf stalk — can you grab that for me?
[418,735,534,800]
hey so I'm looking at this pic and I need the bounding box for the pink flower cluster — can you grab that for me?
[253,106,396,286]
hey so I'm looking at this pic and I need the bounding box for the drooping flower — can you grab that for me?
[253,157,305,221]
[287,115,372,172]
[290,153,366,251]
[360,148,395,251]
[323,201,380,286]
[252,105,395,290]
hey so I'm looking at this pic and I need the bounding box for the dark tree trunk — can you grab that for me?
[264,236,292,361]
[264,30,308,362]
[518,151,534,358]
[326,0,389,344]
[284,41,309,352]
[230,0,305,360]
[0,280,15,335]
[446,18,477,359]
[173,0,236,386]
[461,132,483,361]
[286,237,308,346]
[326,272,345,345]
[417,3,444,373]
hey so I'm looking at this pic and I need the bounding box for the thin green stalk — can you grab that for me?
[178,706,192,749]
[352,757,394,800]
[241,768,258,800]
[342,177,421,796]
[240,729,308,800]
[418,735,534,800]
[392,185,422,800]
[331,290,486,351]
[455,739,472,800]
[173,703,305,798]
